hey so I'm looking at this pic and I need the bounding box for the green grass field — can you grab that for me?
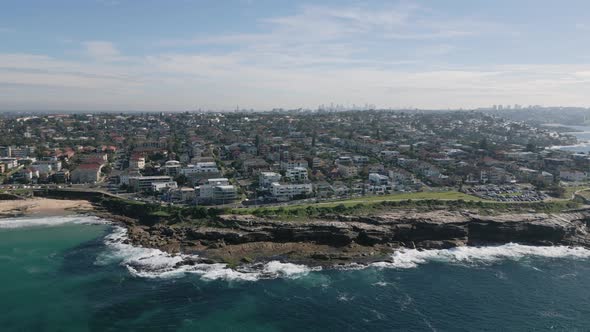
[313,191,485,205]
[234,190,486,215]
[574,188,590,200]
[0,188,33,196]
[230,188,585,219]
[563,185,590,199]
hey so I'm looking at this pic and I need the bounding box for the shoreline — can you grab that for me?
[6,197,590,271]
[0,198,95,219]
[108,209,590,269]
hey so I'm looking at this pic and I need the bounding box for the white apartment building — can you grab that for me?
[152,181,178,192]
[285,167,308,183]
[181,162,219,176]
[352,155,369,165]
[259,171,281,188]
[128,176,173,192]
[560,170,587,182]
[280,160,308,170]
[164,160,181,176]
[369,173,389,185]
[130,157,146,170]
[0,158,18,170]
[270,183,313,201]
[196,178,238,204]
[32,158,62,174]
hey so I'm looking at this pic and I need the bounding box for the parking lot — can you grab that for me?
[465,184,547,202]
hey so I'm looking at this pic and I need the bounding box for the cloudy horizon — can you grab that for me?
[2,0,590,111]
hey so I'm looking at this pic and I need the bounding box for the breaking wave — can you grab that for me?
[97,226,319,281]
[0,215,107,229]
[372,244,590,269]
[7,215,590,280]
[98,226,590,281]
[549,142,590,151]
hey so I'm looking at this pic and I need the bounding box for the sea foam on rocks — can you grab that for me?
[98,226,319,281]
[371,243,590,269]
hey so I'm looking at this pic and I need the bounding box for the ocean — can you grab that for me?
[2,215,590,331]
[549,124,590,153]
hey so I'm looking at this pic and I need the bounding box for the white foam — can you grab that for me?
[261,261,314,277]
[99,226,319,281]
[72,216,111,225]
[549,142,590,150]
[337,293,355,302]
[98,226,590,279]
[372,243,590,269]
[96,226,185,275]
[0,215,106,229]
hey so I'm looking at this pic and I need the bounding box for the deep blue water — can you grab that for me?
[1,216,590,331]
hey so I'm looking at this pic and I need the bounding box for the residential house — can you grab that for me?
[71,163,103,183]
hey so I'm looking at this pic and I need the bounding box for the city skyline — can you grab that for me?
[2,0,590,111]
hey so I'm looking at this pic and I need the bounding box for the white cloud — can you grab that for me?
[157,3,512,76]
[0,69,139,89]
[96,0,120,6]
[83,41,128,62]
[0,5,586,111]
[3,46,590,111]
[165,3,499,47]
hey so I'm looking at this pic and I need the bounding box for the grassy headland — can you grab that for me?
[90,190,582,226]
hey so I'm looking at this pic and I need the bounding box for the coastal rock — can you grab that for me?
[120,210,590,266]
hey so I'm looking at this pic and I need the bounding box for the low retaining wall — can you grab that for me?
[33,189,116,201]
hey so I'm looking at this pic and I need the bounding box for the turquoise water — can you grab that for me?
[2,216,590,331]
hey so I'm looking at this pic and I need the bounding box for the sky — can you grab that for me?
[1,0,590,111]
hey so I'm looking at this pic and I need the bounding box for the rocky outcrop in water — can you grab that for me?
[121,210,590,266]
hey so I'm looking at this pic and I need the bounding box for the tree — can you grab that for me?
[548,184,566,198]
[526,143,537,152]
[255,134,261,148]
[101,164,112,175]
[479,138,489,150]
[175,174,188,186]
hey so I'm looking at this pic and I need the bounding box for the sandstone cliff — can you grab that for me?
[119,209,590,266]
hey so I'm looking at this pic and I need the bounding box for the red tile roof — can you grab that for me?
[76,163,102,170]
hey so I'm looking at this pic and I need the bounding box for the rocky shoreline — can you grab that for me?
[94,208,590,268]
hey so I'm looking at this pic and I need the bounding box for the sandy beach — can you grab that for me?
[0,198,94,218]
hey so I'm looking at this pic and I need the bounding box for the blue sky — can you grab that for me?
[1,0,590,111]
